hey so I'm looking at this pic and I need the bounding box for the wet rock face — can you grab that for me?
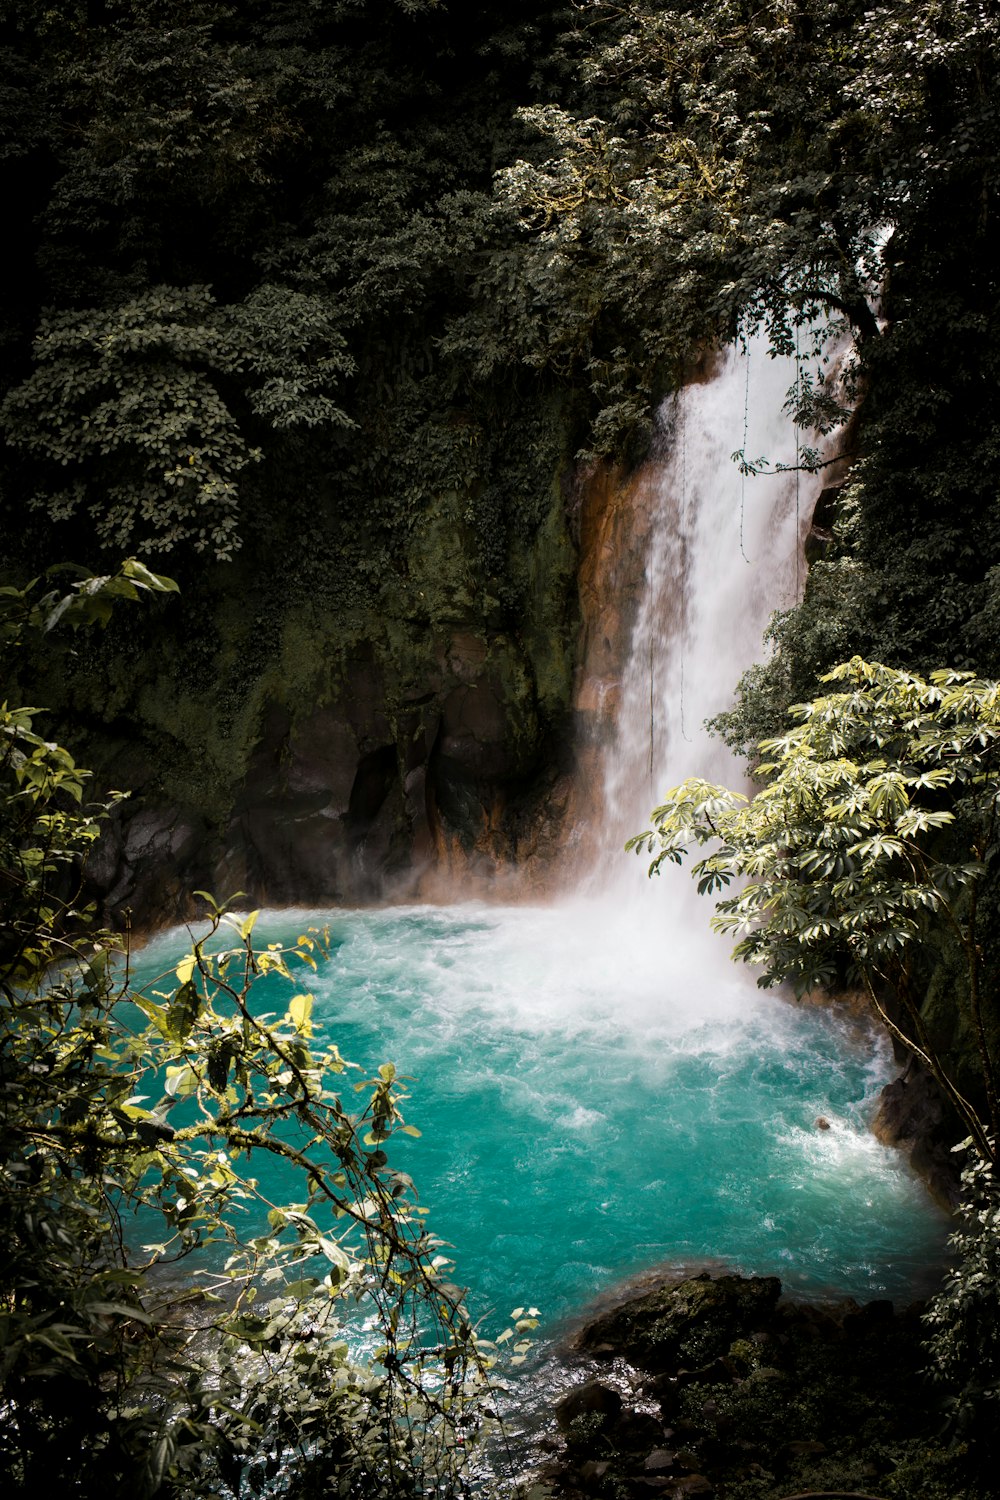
[534,1271,958,1500]
[804,482,844,564]
[84,803,207,925]
[872,1065,963,1209]
[86,623,568,921]
[558,460,659,879]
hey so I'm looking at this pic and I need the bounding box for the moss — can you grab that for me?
[579,1273,783,1371]
[517,474,578,723]
[403,489,480,625]
[552,1276,994,1500]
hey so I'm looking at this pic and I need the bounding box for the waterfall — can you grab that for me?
[594,338,823,880]
[131,335,946,1323]
[549,335,842,1003]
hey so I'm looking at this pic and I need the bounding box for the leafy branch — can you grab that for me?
[629,657,1000,1165]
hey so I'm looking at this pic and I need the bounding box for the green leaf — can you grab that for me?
[164,1064,199,1099]
[167,980,202,1040]
[288,993,314,1036]
[121,558,179,593]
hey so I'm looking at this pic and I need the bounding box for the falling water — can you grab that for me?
[600,338,810,867]
[555,335,831,1023]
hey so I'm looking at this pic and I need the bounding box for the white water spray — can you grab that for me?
[601,339,811,860]
[548,337,840,1018]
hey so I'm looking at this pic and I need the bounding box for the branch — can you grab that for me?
[731,446,858,478]
[815,288,880,343]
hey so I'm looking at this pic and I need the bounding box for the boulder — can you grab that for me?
[578,1273,782,1373]
[555,1380,624,1431]
[872,1065,963,1208]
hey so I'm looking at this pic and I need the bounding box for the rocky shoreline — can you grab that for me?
[526,1268,984,1500]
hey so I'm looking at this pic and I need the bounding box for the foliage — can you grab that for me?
[0,2,591,885]
[495,0,886,444]
[0,570,516,1498]
[498,0,998,416]
[0,561,179,985]
[629,658,1000,1162]
[0,556,179,652]
[924,1148,1000,1449]
[1,285,354,558]
[0,0,576,569]
[2,908,509,1497]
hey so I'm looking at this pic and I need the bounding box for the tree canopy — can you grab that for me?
[0,0,577,568]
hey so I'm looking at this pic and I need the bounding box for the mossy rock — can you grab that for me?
[546,1276,992,1500]
[578,1272,782,1373]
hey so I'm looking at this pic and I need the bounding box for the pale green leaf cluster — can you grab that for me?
[630,658,1000,1159]
[632,659,1000,984]
[2,897,511,1494]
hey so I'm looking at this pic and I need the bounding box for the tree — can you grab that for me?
[496,0,999,429]
[628,658,1000,1164]
[0,285,355,559]
[0,567,519,1497]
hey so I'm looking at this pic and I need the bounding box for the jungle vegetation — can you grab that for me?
[0,565,532,1497]
[2,0,1000,1494]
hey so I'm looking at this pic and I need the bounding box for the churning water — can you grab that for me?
[135,338,947,1341]
[136,900,945,1340]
